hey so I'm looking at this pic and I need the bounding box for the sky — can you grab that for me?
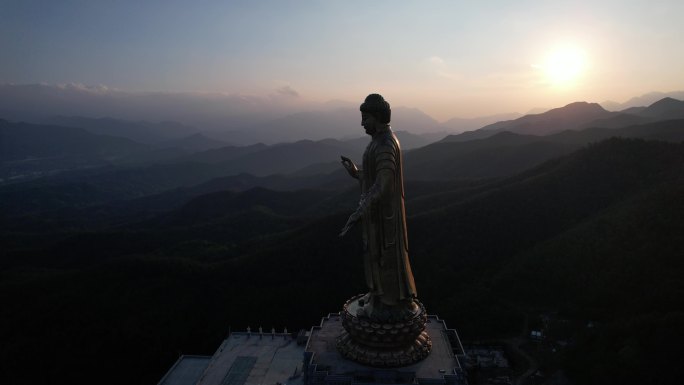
[2,0,684,121]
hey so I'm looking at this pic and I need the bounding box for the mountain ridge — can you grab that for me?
[443,97,684,142]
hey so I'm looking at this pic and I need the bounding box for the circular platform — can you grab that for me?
[336,294,432,367]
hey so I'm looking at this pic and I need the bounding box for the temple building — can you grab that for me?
[157,314,467,385]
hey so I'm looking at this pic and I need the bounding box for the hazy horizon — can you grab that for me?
[2,1,684,122]
[1,82,683,124]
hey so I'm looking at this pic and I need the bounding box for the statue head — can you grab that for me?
[360,94,391,135]
[360,94,391,124]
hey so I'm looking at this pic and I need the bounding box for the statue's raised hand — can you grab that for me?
[340,156,360,179]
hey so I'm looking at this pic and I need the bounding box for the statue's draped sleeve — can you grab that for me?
[354,140,396,222]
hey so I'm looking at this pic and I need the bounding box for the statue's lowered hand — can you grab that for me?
[339,211,361,238]
[340,156,359,179]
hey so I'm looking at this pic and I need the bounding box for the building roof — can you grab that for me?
[158,315,467,385]
[158,355,212,385]
[196,332,305,385]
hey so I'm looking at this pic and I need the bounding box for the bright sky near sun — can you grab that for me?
[1,0,683,120]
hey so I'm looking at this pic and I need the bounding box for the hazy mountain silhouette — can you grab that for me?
[637,97,684,118]
[174,134,441,179]
[442,97,684,143]
[0,119,151,182]
[0,162,240,217]
[0,138,362,216]
[49,116,197,143]
[5,83,683,146]
[578,97,684,129]
[441,112,522,133]
[405,131,561,179]
[164,130,438,180]
[156,133,230,152]
[481,102,611,135]
[4,117,682,219]
[0,120,143,161]
[391,106,448,133]
[209,106,447,144]
[577,113,651,129]
[554,119,684,143]
[405,118,684,180]
[601,90,684,111]
[181,143,269,163]
[274,131,445,177]
[0,119,234,182]
[181,139,364,176]
[331,130,445,151]
[439,102,610,141]
[208,99,683,148]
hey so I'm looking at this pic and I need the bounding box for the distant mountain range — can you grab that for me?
[405,117,684,180]
[48,116,198,144]
[3,116,683,222]
[441,112,522,133]
[481,101,610,135]
[2,94,684,211]
[205,106,450,144]
[601,90,684,111]
[156,133,230,152]
[3,83,684,146]
[0,116,442,184]
[0,119,147,162]
[0,119,149,182]
[443,96,684,142]
[44,117,230,152]
[0,120,230,182]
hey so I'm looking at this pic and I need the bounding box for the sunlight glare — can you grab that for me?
[541,46,588,87]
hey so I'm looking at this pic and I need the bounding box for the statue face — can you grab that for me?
[361,112,378,136]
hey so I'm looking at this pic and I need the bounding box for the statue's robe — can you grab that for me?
[360,127,417,306]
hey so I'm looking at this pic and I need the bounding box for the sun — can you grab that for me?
[539,46,588,87]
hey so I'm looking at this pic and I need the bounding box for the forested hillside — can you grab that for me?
[2,137,683,385]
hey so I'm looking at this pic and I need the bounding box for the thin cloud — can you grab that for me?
[428,56,445,66]
[275,85,300,98]
[56,82,111,93]
[426,56,460,81]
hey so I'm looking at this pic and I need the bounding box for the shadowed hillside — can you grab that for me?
[406,118,684,179]
[1,137,682,385]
